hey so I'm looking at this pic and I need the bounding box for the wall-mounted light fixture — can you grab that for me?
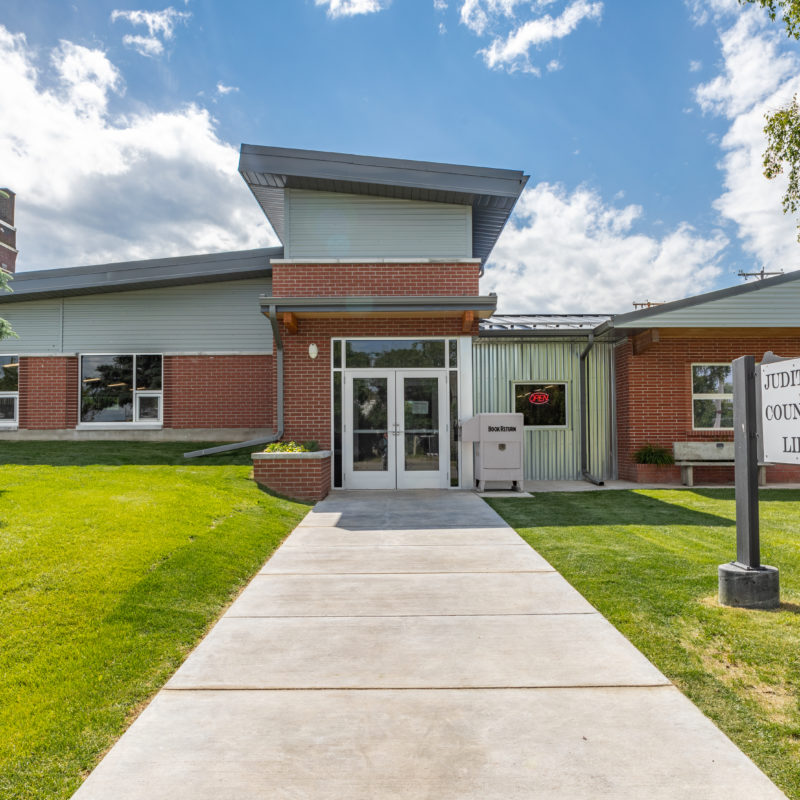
[308,343,319,360]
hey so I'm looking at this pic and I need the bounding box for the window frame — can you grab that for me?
[691,362,734,431]
[0,354,19,429]
[77,353,163,429]
[512,380,570,430]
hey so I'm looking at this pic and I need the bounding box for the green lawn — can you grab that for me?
[0,442,309,800]
[487,489,800,800]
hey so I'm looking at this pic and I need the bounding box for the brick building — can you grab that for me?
[1,145,798,491]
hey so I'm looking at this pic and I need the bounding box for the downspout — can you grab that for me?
[184,304,284,458]
[580,332,604,486]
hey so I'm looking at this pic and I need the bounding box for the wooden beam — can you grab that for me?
[632,328,659,355]
[283,311,298,335]
[462,310,474,333]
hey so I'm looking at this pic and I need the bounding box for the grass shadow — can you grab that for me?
[489,489,735,527]
[692,488,800,503]
[0,441,255,467]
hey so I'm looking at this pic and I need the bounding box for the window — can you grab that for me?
[692,363,733,430]
[0,354,19,426]
[80,354,162,425]
[514,382,568,427]
[344,339,446,368]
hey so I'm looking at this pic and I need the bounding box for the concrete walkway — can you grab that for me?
[73,490,787,799]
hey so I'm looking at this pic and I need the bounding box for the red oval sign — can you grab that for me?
[529,392,550,405]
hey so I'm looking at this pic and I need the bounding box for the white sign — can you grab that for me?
[760,357,800,464]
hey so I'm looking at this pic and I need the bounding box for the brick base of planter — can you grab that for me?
[252,450,332,502]
[626,463,682,484]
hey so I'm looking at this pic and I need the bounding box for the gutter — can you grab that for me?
[184,305,284,458]
[579,332,604,486]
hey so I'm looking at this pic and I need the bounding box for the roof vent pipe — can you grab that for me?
[183,304,284,458]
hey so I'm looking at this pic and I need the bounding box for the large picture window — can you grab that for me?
[514,382,568,428]
[0,354,19,426]
[81,354,162,424]
[692,363,733,430]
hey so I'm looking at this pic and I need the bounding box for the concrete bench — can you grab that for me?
[673,442,765,487]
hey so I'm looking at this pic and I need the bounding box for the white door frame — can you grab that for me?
[395,370,448,490]
[343,369,449,489]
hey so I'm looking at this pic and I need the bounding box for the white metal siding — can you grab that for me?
[1,279,273,354]
[284,189,472,259]
[0,299,62,354]
[626,280,800,327]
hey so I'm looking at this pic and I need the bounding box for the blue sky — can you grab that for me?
[2,0,800,311]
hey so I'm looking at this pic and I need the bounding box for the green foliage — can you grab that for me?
[741,0,800,38]
[739,2,800,236]
[0,443,307,798]
[0,268,15,341]
[489,489,800,798]
[301,439,321,452]
[632,443,675,465]
[764,94,800,240]
[263,440,313,453]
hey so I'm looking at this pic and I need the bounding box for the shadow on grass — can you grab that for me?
[692,488,800,503]
[489,489,735,528]
[0,441,255,467]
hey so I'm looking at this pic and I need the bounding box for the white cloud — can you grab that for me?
[216,82,239,96]
[122,34,164,57]
[315,0,387,19]
[433,0,448,9]
[0,26,275,271]
[689,58,702,71]
[546,58,561,71]
[110,7,190,38]
[694,6,800,270]
[482,183,727,313]
[461,0,602,74]
[111,7,190,56]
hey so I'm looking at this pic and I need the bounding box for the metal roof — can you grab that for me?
[238,144,529,265]
[480,314,612,336]
[0,247,280,303]
[607,269,800,330]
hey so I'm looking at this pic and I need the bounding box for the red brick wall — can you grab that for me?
[18,356,78,429]
[163,355,274,429]
[281,318,469,448]
[616,333,800,483]
[252,453,331,502]
[272,262,480,297]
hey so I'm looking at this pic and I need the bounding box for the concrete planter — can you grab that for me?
[252,450,332,502]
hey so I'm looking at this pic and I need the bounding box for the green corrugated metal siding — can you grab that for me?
[1,278,273,355]
[285,189,472,259]
[472,338,614,481]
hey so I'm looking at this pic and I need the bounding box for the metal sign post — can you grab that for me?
[718,355,780,609]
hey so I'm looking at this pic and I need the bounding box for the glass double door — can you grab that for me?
[343,370,448,489]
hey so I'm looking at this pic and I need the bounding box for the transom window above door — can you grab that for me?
[334,339,457,369]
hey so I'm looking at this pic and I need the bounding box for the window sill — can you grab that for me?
[0,423,18,430]
[75,423,163,431]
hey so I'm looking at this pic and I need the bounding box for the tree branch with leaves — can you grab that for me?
[741,0,800,239]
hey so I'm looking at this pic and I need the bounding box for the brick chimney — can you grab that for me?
[0,188,17,273]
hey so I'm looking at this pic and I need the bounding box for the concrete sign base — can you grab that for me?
[718,562,780,609]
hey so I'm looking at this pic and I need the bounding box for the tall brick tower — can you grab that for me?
[0,189,17,273]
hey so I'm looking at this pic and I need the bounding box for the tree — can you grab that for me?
[0,188,15,340]
[741,1,800,238]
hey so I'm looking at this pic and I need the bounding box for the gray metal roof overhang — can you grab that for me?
[605,268,800,331]
[259,295,498,318]
[0,247,281,303]
[239,145,529,265]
